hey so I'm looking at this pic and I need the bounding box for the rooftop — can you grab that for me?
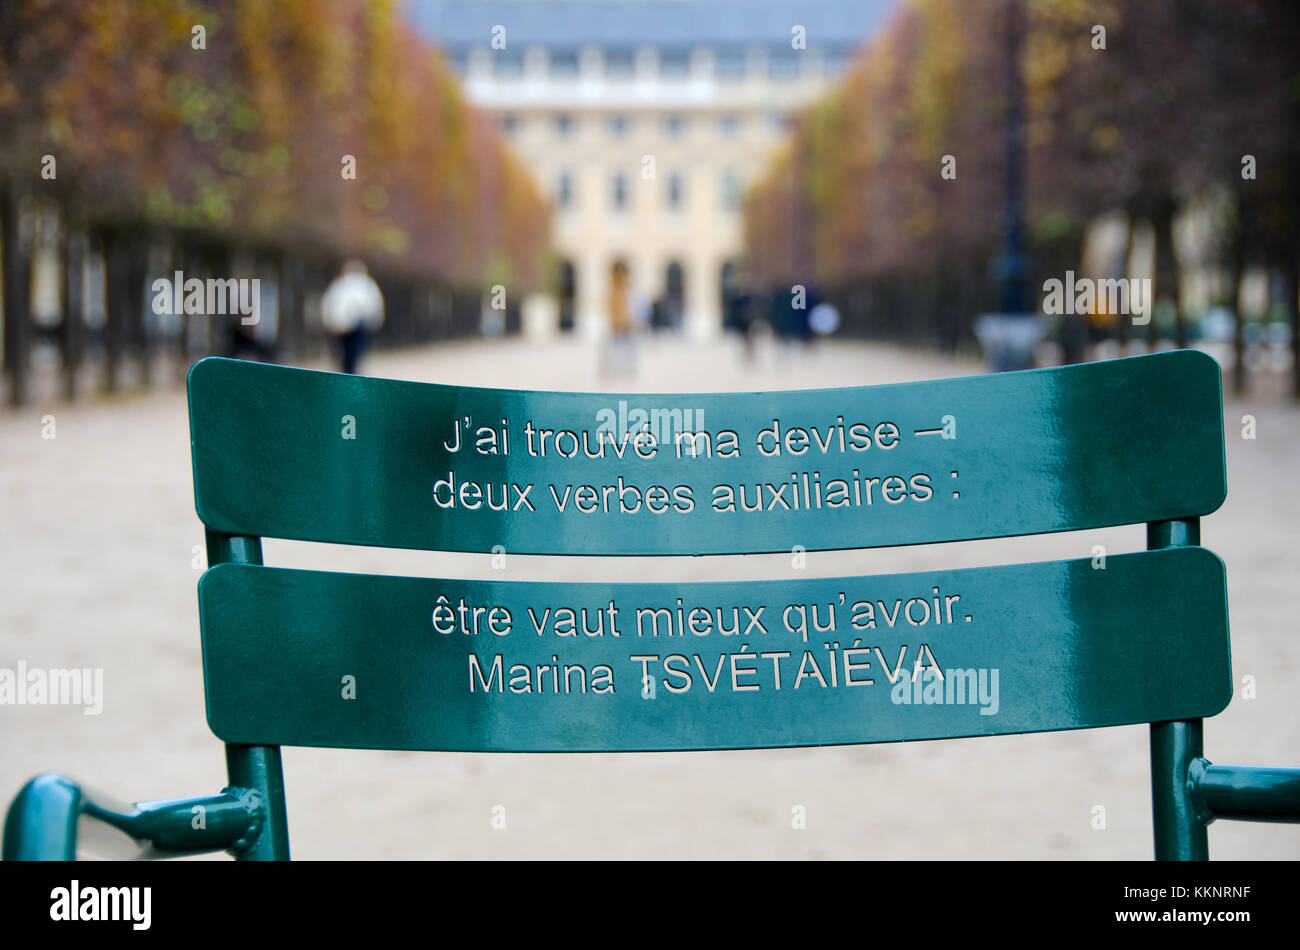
[405,0,896,51]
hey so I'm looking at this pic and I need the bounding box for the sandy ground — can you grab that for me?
[2,334,1297,859]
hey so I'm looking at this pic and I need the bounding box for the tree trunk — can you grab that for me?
[201,241,231,358]
[1283,251,1300,400]
[278,253,304,361]
[170,235,189,381]
[1228,242,1248,398]
[61,224,85,401]
[1060,230,1088,364]
[1152,195,1183,349]
[100,228,128,391]
[130,238,150,385]
[1116,218,1133,350]
[3,185,32,407]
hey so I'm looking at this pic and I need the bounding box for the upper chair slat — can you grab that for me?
[187,350,1226,555]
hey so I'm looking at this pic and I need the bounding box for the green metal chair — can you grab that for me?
[5,350,1298,859]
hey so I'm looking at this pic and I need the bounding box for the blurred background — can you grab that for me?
[1,0,1297,859]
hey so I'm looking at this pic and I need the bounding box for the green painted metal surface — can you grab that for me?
[198,547,1231,753]
[1191,763,1300,823]
[187,350,1226,554]
[204,529,291,861]
[1147,518,1210,860]
[2,773,263,860]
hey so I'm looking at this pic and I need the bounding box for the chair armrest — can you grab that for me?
[3,772,266,860]
[1189,760,1300,824]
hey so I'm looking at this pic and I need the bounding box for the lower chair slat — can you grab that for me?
[197,547,1231,753]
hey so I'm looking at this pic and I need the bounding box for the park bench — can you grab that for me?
[5,348,1299,860]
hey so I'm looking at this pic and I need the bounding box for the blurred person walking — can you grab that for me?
[321,259,385,374]
[723,283,756,361]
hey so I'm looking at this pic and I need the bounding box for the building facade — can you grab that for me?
[414,1,891,339]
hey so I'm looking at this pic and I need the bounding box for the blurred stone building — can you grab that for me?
[413,0,890,339]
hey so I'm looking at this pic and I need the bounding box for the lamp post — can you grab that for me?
[974,0,1041,371]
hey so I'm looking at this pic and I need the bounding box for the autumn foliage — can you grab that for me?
[0,0,549,290]
[744,0,1300,360]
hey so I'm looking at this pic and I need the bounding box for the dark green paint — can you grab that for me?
[222,743,289,861]
[187,350,1226,555]
[1151,719,1209,860]
[206,529,291,861]
[1191,763,1300,823]
[1147,518,1210,861]
[2,773,263,860]
[198,548,1231,753]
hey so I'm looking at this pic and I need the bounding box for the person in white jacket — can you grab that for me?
[320,259,385,374]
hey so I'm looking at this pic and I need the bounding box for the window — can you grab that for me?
[554,114,574,137]
[492,51,523,76]
[666,172,684,211]
[663,114,686,137]
[550,51,579,77]
[605,49,635,78]
[769,53,800,78]
[611,172,629,211]
[824,50,851,76]
[717,114,740,137]
[715,49,746,79]
[720,170,742,211]
[555,172,573,210]
[660,50,690,77]
[607,115,630,138]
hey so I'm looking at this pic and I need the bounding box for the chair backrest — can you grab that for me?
[188,350,1230,754]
